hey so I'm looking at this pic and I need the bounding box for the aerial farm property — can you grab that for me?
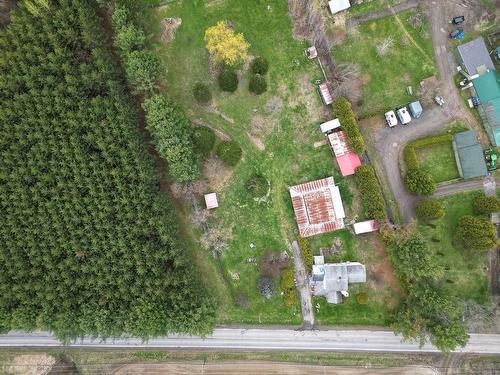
[0,0,499,370]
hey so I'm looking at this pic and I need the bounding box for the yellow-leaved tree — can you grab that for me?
[204,21,249,66]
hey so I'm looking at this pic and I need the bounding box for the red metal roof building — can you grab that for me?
[289,177,345,237]
[327,131,362,176]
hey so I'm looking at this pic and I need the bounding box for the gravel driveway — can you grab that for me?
[359,0,487,223]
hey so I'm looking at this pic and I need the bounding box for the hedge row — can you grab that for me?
[297,236,313,271]
[332,98,366,155]
[403,134,453,170]
[355,165,387,221]
[280,268,296,306]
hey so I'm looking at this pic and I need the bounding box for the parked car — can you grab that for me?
[396,107,411,125]
[451,16,465,24]
[384,110,398,127]
[434,96,445,106]
[450,28,464,39]
[459,78,469,86]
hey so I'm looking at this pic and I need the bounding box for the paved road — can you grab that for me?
[362,0,486,223]
[1,329,500,354]
[291,240,314,328]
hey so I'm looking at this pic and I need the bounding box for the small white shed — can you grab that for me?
[353,220,377,234]
[328,0,351,15]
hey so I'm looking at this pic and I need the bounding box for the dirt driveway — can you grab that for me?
[112,362,440,375]
[359,0,488,223]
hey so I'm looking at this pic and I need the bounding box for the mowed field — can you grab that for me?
[145,0,400,325]
[334,10,437,117]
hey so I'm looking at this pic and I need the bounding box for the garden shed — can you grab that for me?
[452,130,487,179]
[353,220,377,235]
[204,193,219,209]
[328,0,351,15]
[326,130,361,176]
[289,177,345,237]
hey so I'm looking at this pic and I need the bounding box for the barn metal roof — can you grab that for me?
[289,177,345,237]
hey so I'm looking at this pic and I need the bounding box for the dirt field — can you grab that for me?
[112,362,440,375]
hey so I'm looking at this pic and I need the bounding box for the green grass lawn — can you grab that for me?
[145,0,372,325]
[347,0,404,17]
[418,191,490,304]
[416,141,460,183]
[334,10,437,117]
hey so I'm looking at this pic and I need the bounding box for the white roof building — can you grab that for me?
[328,0,351,15]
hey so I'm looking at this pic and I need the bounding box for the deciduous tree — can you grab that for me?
[204,21,249,66]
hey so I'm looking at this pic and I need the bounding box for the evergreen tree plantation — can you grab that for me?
[0,0,216,340]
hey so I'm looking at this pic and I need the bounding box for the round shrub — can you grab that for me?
[404,169,436,196]
[356,292,368,305]
[257,276,275,300]
[218,68,238,92]
[473,195,500,215]
[249,74,267,95]
[192,82,212,104]
[216,140,242,166]
[415,199,444,221]
[245,174,268,198]
[192,126,215,156]
[250,56,269,75]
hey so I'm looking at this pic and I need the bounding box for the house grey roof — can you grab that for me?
[311,259,366,304]
[457,37,495,76]
[453,130,487,179]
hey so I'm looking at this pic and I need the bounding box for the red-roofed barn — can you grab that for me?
[289,177,345,237]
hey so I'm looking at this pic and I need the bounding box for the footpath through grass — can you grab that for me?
[334,10,437,117]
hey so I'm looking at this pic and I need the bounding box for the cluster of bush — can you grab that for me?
[354,165,387,221]
[191,126,243,167]
[249,56,268,95]
[332,98,365,155]
[414,199,444,222]
[403,134,452,196]
[382,230,468,352]
[257,251,291,304]
[456,195,499,251]
[112,6,162,92]
[143,96,201,182]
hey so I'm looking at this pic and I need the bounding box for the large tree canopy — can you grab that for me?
[0,0,215,340]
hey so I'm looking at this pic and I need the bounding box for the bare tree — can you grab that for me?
[376,36,394,56]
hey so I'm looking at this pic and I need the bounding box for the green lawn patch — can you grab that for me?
[334,10,437,117]
[416,141,460,183]
[347,0,404,17]
[418,191,490,304]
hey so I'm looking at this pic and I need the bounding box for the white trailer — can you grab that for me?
[396,107,412,125]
